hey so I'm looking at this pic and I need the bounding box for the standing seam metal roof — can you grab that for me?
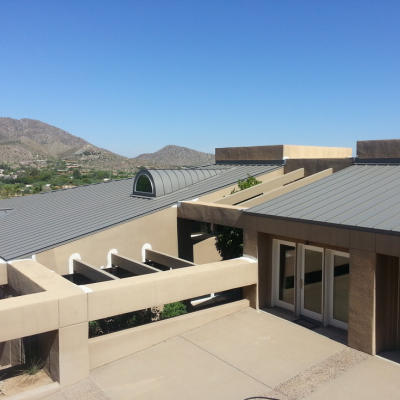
[245,165,400,234]
[0,164,281,260]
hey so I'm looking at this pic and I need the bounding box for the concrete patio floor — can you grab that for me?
[45,307,400,400]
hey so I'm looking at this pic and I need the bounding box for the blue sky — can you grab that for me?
[1,1,399,157]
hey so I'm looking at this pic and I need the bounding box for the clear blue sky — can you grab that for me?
[1,1,399,157]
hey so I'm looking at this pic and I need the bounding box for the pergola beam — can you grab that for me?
[111,254,161,275]
[239,168,333,208]
[73,259,118,282]
[213,168,304,206]
[145,249,196,269]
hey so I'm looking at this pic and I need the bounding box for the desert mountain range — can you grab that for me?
[0,118,215,171]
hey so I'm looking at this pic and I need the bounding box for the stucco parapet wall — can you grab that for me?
[86,258,257,321]
[7,260,88,328]
[215,145,352,162]
[0,292,59,342]
[89,299,249,370]
[8,259,81,294]
[357,139,400,159]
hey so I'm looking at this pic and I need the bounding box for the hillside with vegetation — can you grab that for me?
[0,118,215,171]
[134,145,215,167]
[0,118,216,199]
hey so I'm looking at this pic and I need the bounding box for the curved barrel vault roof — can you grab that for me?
[132,169,225,197]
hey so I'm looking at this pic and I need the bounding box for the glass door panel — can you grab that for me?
[274,241,296,311]
[331,254,349,328]
[301,248,323,321]
[278,245,296,305]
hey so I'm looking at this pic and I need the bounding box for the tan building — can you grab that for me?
[1,140,399,398]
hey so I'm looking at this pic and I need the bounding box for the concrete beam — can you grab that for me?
[213,169,304,206]
[0,293,59,342]
[145,249,196,269]
[111,254,161,275]
[87,258,257,321]
[239,168,333,208]
[73,259,118,282]
[177,201,246,228]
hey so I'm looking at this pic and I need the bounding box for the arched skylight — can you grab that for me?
[135,175,153,193]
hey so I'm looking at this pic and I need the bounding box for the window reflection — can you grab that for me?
[333,255,349,323]
[279,245,295,305]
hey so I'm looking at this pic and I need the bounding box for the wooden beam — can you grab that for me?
[213,169,304,205]
[145,249,196,269]
[111,254,161,276]
[73,259,118,282]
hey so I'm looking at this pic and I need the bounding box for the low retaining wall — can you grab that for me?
[88,299,249,370]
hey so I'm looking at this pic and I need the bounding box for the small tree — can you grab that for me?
[215,174,262,260]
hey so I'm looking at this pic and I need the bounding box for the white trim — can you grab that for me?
[142,243,152,263]
[272,239,296,312]
[177,198,199,207]
[8,258,35,263]
[325,250,349,330]
[107,249,118,268]
[69,253,81,274]
[300,245,324,322]
[79,285,93,293]
[237,256,257,263]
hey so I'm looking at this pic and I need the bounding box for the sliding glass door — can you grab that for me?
[301,246,324,321]
[326,251,349,330]
[274,241,296,311]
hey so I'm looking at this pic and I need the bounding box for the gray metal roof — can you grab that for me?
[132,168,224,197]
[0,164,281,260]
[245,165,400,234]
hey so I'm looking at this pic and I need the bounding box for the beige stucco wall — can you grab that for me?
[0,261,7,285]
[193,236,222,264]
[35,207,178,275]
[283,145,352,159]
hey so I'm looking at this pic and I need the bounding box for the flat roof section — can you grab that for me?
[245,165,400,234]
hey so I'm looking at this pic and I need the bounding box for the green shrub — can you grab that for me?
[160,302,187,319]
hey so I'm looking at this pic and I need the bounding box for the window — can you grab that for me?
[135,175,153,193]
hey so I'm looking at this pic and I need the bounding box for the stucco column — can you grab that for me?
[257,232,274,309]
[58,323,89,387]
[177,218,193,262]
[348,249,376,355]
[243,229,257,259]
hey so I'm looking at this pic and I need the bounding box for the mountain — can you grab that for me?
[133,145,215,167]
[0,118,215,171]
